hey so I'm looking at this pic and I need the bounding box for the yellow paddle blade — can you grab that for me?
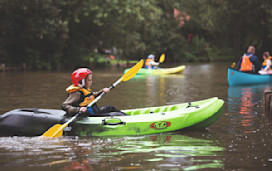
[121,59,144,81]
[42,123,66,138]
[231,62,236,68]
[159,53,165,63]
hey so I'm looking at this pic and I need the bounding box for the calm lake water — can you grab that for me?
[0,62,272,170]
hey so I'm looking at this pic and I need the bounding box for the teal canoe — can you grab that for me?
[0,97,224,136]
[228,68,272,86]
[124,65,186,75]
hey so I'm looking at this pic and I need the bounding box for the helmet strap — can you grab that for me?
[78,79,85,87]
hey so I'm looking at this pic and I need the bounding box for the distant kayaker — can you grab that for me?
[145,54,159,69]
[96,41,115,61]
[258,51,272,75]
[62,68,126,117]
[96,40,111,55]
[237,45,260,73]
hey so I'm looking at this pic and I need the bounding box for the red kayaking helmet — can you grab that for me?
[71,68,92,86]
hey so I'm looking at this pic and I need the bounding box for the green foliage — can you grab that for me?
[1,0,272,69]
[0,0,68,68]
[25,48,45,70]
[179,0,272,54]
[174,35,211,62]
[88,53,110,67]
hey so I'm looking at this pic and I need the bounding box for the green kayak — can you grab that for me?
[124,65,186,75]
[70,97,224,136]
[0,97,224,136]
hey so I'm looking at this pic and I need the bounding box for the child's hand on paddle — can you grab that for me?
[103,88,110,93]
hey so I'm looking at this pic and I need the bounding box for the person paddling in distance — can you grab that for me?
[258,51,272,75]
[237,45,260,74]
[62,68,126,117]
[145,54,160,69]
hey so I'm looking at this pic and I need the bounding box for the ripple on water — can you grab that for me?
[0,134,224,170]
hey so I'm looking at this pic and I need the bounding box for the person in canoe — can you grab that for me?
[62,68,126,117]
[258,51,272,75]
[237,45,260,74]
[145,54,159,69]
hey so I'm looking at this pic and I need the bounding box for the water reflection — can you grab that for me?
[2,63,271,170]
[109,133,223,170]
[228,84,272,133]
[0,136,120,170]
[132,74,185,107]
[0,133,223,170]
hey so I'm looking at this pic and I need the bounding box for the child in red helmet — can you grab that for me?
[62,68,126,117]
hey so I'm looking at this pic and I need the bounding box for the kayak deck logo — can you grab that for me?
[150,121,171,129]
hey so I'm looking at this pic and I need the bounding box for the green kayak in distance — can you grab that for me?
[0,97,224,136]
[124,65,186,75]
[70,97,224,136]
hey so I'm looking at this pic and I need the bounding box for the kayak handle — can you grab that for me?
[102,118,126,126]
[186,102,199,108]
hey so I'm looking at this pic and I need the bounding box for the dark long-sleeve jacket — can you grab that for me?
[237,52,260,73]
[62,89,103,115]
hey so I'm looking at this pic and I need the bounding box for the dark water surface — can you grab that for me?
[0,63,272,170]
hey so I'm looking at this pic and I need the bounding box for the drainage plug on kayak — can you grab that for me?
[102,118,126,126]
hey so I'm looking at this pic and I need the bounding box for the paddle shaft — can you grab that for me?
[87,78,121,107]
[42,78,122,137]
[63,113,79,126]
[65,78,121,123]
[42,60,143,137]
[61,79,120,122]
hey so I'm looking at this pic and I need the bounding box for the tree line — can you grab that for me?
[0,0,271,70]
